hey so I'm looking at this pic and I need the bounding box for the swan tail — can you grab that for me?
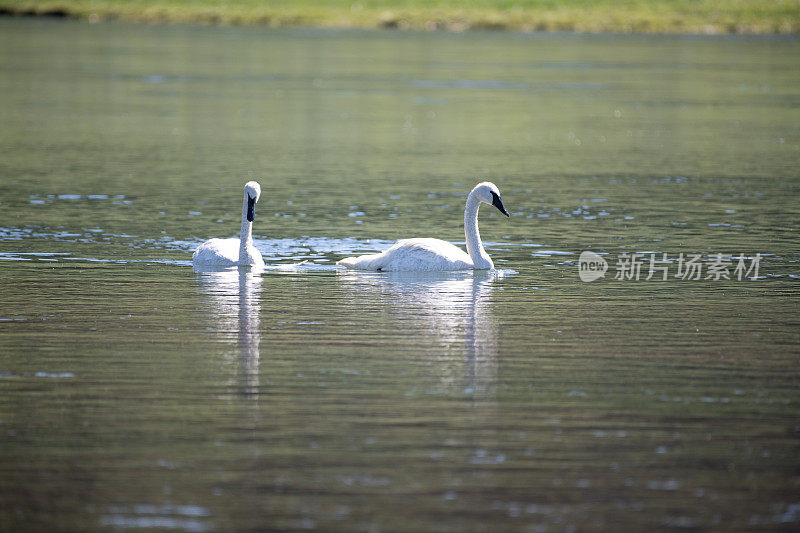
[337,253,385,270]
[336,257,358,267]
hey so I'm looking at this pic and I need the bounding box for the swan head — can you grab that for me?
[244,181,261,222]
[473,182,510,217]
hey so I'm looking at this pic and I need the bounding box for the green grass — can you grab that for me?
[1,0,798,34]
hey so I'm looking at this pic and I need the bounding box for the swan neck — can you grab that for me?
[239,194,254,263]
[464,192,493,269]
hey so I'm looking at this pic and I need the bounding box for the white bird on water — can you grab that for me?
[337,181,510,272]
[193,181,265,268]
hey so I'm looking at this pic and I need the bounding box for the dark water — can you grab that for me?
[1,19,799,532]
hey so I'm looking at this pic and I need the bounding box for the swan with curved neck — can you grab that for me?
[192,181,265,268]
[337,182,510,271]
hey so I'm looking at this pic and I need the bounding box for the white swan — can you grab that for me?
[192,181,265,268]
[337,182,510,271]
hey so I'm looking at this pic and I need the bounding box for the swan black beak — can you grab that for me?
[491,191,510,217]
[246,195,256,222]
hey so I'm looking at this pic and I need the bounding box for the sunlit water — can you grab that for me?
[1,19,799,532]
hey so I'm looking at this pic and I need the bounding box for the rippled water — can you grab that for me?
[1,19,799,532]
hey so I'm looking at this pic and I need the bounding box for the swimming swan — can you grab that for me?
[192,181,265,268]
[337,181,510,271]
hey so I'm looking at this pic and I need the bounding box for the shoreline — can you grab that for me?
[1,1,798,35]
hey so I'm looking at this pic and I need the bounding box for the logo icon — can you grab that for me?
[579,251,608,282]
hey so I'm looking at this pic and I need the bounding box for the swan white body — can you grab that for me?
[193,181,265,268]
[338,182,510,272]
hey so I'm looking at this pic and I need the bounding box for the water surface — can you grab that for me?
[0,19,799,532]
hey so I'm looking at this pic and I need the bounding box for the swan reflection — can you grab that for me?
[194,266,261,399]
[337,269,505,396]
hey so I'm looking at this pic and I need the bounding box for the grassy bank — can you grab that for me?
[1,0,798,34]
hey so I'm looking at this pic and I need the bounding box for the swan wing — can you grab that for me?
[338,238,473,271]
[193,238,240,266]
